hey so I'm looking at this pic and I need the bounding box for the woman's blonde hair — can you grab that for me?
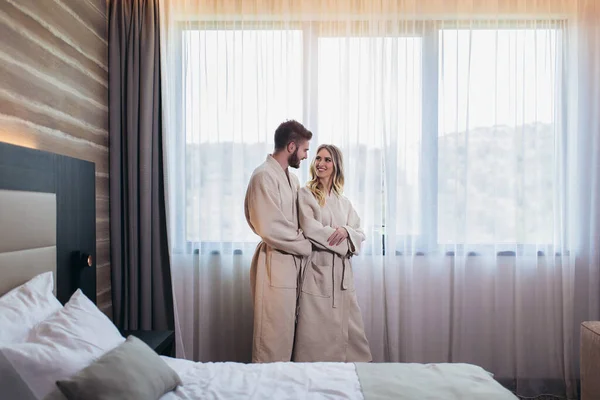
[307,144,345,206]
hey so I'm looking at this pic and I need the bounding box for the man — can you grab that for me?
[244,120,313,363]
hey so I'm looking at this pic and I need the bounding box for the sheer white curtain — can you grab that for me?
[160,0,600,398]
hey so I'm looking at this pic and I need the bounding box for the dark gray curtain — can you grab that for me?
[108,0,174,331]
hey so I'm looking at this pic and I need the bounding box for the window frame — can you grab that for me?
[176,20,567,256]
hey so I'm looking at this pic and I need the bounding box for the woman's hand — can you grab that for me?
[328,227,348,246]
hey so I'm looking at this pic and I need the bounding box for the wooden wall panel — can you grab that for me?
[0,0,111,316]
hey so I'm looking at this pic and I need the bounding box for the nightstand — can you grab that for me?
[121,330,175,356]
[581,322,600,400]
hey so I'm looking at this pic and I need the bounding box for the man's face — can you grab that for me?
[288,140,310,169]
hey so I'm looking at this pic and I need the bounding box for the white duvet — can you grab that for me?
[160,358,518,400]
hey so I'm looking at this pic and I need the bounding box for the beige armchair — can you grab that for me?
[581,321,600,400]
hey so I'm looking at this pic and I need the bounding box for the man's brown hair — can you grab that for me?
[274,120,312,152]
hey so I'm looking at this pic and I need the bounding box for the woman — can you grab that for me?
[293,144,372,362]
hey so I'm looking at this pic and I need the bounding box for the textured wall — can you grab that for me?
[0,0,111,317]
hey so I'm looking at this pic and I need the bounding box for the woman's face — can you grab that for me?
[314,148,334,181]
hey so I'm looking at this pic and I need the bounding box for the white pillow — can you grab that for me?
[1,289,125,399]
[0,351,37,400]
[0,271,62,345]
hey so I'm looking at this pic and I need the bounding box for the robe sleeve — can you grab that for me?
[344,200,366,255]
[298,188,349,257]
[245,172,311,257]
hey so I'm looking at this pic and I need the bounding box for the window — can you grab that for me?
[182,29,303,245]
[318,36,423,240]
[180,22,563,255]
[437,28,561,248]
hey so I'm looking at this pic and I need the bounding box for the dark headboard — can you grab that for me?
[0,142,96,304]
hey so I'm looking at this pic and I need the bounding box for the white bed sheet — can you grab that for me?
[159,358,518,400]
[160,358,362,400]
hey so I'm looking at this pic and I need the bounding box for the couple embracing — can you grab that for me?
[244,120,372,364]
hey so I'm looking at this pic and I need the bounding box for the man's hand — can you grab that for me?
[328,227,348,246]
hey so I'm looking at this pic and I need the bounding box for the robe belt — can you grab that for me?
[333,257,350,309]
[295,255,309,324]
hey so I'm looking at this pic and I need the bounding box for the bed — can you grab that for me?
[0,142,518,400]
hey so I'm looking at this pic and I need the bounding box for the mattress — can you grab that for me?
[160,358,518,400]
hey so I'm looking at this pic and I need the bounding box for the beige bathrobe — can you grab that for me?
[244,155,312,363]
[293,187,372,362]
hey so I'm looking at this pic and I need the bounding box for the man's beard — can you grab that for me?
[288,149,301,169]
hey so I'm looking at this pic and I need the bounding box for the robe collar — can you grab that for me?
[266,154,292,188]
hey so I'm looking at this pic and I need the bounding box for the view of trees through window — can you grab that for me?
[182,26,561,250]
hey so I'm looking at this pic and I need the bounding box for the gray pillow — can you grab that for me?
[55,335,182,400]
